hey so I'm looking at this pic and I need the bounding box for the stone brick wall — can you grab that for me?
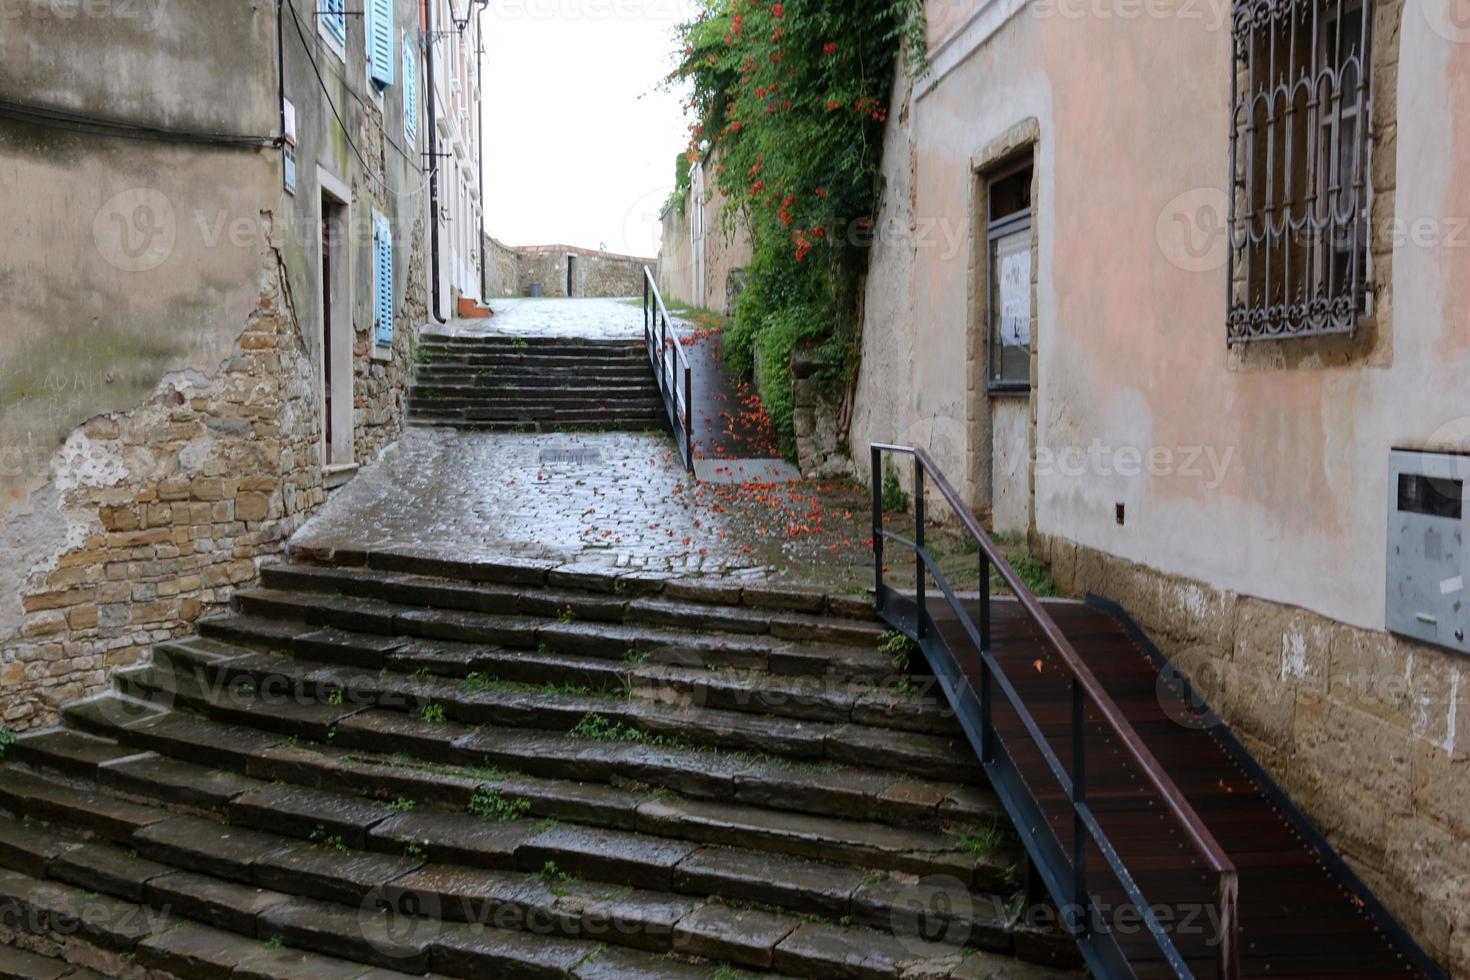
[480,238,653,299]
[1,226,320,731]
[483,235,522,299]
[1035,532,1470,975]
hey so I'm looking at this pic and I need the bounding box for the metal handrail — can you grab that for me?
[871,442,1239,980]
[643,267,693,471]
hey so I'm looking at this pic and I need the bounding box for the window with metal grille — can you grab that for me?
[1228,0,1374,343]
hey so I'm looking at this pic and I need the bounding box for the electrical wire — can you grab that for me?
[0,97,278,148]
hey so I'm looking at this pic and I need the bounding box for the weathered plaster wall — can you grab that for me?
[0,0,424,730]
[656,203,696,308]
[852,0,1470,967]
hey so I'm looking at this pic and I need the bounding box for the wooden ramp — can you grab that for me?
[870,443,1446,980]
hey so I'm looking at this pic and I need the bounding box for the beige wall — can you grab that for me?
[690,152,754,314]
[853,0,1470,969]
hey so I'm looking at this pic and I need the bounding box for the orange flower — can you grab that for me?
[771,2,784,16]
[823,42,839,55]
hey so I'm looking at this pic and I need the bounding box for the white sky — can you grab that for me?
[481,0,699,258]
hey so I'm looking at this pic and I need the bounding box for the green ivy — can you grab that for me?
[671,0,925,456]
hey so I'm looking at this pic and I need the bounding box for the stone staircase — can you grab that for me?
[0,549,1082,979]
[409,334,668,433]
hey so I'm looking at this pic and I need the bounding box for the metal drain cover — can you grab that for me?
[539,448,603,465]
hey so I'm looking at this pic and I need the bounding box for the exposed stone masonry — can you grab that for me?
[1,208,421,734]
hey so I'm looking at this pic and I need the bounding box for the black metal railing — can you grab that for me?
[870,443,1239,980]
[643,267,693,471]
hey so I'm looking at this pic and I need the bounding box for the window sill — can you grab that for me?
[372,344,393,363]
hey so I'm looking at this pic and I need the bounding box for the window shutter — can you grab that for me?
[368,0,394,86]
[374,215,395,347]
[322,0,347,47]
[403,42,418,142]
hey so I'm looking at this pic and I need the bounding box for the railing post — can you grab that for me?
[914,463,925,638]
[871,446,884,603]
[979,553,993,764]
[1071,676,1089,938]
[657,315,667,397]
[683,363,693,470]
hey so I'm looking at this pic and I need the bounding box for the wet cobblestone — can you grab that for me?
[292,428,933,585]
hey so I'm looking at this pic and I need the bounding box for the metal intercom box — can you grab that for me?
[1388,450,1470,654]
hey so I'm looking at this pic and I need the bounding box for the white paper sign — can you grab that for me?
[998,247,1031,347]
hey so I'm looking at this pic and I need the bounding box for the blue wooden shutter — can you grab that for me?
[403,41,418,142]
[368,0,394,86]
[373,215,394,346]
[322,0,346,47]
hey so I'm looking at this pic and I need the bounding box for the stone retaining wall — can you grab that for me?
[482,237,652,299]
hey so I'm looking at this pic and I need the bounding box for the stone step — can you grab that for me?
[411,369,656,387]
[408,395,666,412]
[116,648,983,787]
[406,387,666,406]
[41,702,995,844]
[409,419,670,434]
[252,562,887,645]
[277,552,882,623]
[0,760,1060,975]
[409,407,668,426]
[0,826,646,979]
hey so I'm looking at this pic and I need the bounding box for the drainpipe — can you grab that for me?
[276,0,286,137]
[426,0,445,322]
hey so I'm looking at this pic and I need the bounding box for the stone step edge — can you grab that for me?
[0,862,443,980]
[182,615,959,740]
[0,762,1037,973]
[0,829,740,980]
[277,549,881,622]
[103,637,991,834]
[170,621,977,789]
[91,671,1001,884]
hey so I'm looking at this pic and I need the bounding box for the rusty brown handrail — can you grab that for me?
[642,268,693,470]
[872,442,1238,980]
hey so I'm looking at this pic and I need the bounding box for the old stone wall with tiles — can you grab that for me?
[1035,532,1470,974]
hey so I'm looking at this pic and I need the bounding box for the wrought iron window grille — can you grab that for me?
[1228,0,1374,343]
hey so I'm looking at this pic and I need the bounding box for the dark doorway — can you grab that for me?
[566,255,576,297]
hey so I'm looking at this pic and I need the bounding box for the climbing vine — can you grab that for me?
[670,0,925,455]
